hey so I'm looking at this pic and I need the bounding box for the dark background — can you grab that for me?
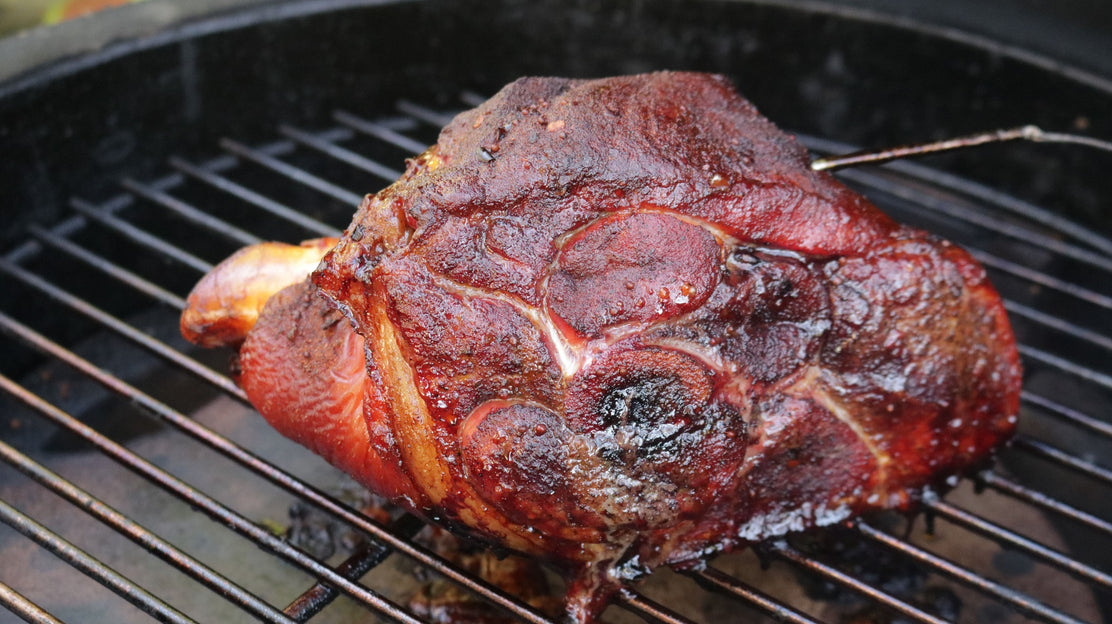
[0,0,1109,250]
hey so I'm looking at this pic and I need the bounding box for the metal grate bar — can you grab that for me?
[854,520,1086,624]
[27,225,187,310]
[1019,345,1112,393]
[830,165,1112,273]
[616,591,698,624]
[980,472,1112,536]
[69,198,214,274]
[276,528,555,624]
[800,133,1112,257]
[0,439,296,623]
[0,307,333,517]
[884,161,1112,259]
[279,536,555,623]
[333,110,429,155]
[0,310,555,624]
[169,156,342,238]
[395,99,455,128]
[282,515,424,622]
[0,258,245,400]
[120,178,262,247]
[0,582,66,624]
[924,498,1112,589]
[1021,391,1112,442]
[1012,436,1112,487]
[219,138,364,207]
[0,373,425,624]
[768,540,949,624]
[0,497,197,624]
[1006,301,1112,354]
[123,172,282,253]
[280,124,404,182]
[972,250,1112,311]
[687,567,822,624]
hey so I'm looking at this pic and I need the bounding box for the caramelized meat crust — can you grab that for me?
[182,72,1021,622]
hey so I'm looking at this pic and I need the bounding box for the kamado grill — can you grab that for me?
[1,1,1110,622]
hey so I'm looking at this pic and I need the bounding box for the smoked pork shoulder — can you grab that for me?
[181,72,1022,622]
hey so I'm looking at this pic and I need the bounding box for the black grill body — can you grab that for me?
[0,1,1110,623]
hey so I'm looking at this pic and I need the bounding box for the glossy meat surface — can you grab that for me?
[183,73,1021,621]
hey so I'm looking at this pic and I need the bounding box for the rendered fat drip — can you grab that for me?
[180,72,1022,622]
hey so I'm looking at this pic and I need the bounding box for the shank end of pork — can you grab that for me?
[181,72,1021,622]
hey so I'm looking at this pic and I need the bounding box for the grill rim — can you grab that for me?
[4,0,1112,99]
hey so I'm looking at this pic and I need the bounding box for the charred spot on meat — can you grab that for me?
[180,72,1022,623]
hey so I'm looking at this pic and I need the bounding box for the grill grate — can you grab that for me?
[0,94,1109,624]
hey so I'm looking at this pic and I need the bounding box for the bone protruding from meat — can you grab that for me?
[180,238,337,347]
